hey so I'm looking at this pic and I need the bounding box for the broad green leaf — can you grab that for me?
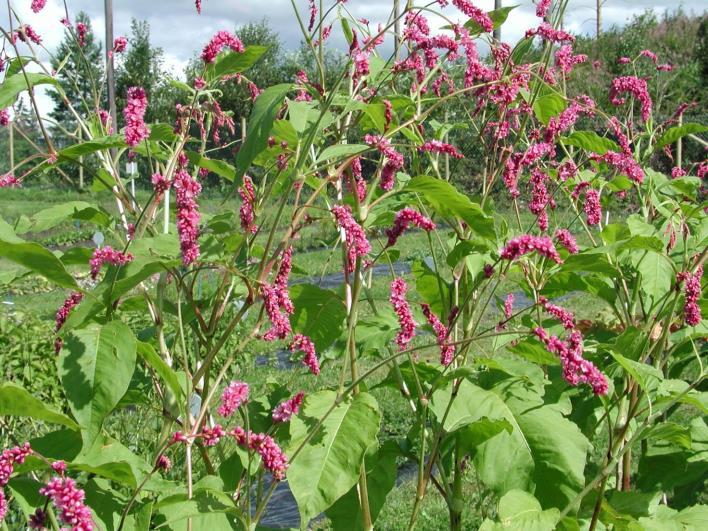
[480,490,560,530]
[606,490,661,519]
[59,135,125,158]
[412,258,450,317]
[326,441,399,530]
[561,131,620,155]
[186,151,236,181]
[461,5,518,34]
[59,321,137,444]
[0,240,78,289]
[0,72,58,108]
[406,176,495,240]
[209,45,268,79]
[654,123,708,151]
[289,284,347,352]
[533,93,566,126]
[509,338,560,366]
[84,478,153,531]
[235,83,292,179]
[0,383,78,429]
[316,143,368,163]
[635,251,673,310]
[446,240,492,267]
[153,490,240,529]
[362,102,386,133]
[72,434,152,488]
[137,341,184,404]
[644,422,692,450]
[20,201,107,233]
[288,391,381,525]
[0,216,23,243]
[609,351,662,392]
[7,477,45,520]
[149,123,178,142]
[638,504,708,530]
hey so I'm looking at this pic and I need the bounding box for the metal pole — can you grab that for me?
[105,0,117,129]
[493,0,502,41]
[393,0,400,60]
[596,0,602,37]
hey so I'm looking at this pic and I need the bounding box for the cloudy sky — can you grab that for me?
[6,0,706,112]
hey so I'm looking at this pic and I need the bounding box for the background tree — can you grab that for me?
[47,12,104,143]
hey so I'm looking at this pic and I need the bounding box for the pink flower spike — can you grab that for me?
[554,229,579,254]
[218,381,249,417]
[272,392,305,423]
[113,36,127,53]
[331,204,371,272]
[500,235,563,264]
[504,293,514,319]
[391,278,416,351]
[535,0,551,18]
[679,265,703,326]
[584,189,601,226]
[201,30,244,63]
[0,443,32,487]
[31,0,47,13]
[609,76,652,122]
[239,175,258,234]
[40,477,94,530]
[89,246,133,280]
[123,87,150,147]
[419,140,464,159]
[386,208,435,247]
[290,334,320,375]
[421,303,455,365]
[173,169,202,265]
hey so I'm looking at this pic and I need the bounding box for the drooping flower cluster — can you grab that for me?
[40,477,94,530]
[364,134,404,191]
[539,296,575,330]
[419,140,464,159]
[201,30,245,63]
[231,427,288,480]
[554,229,579,254]
[54,291,83,353]
[218,381,249,417]
[272,392,305,423]
[14,24,42,44]
[500,235,563,264]
[0,108,9,127]
[451,0,493,32]
[75,22,88,47]
[535,0,551,18]
[535,327,608,395]
[89,246,133,280]
[390,278,416,351]
[262,248,294,341]
[290,334,320,375]
[525,22,574,43]
[386,208,435,247]
[151,172,171,198]
[609,76,652,122]
[201,424,226,447]
[113,36,127,54]
[584,189,602,226]
[156,454,172,472]
[678,266,703,326]
[238,175,258,233]
[31,0,47,13]
[0,173,20,188]
[331,205,371,272]
[123,87,150,147]
[173,168,202,265]
[504,293,514,319]
[555,45,587,74]
[421,303,455,366]
[1,443,32,487]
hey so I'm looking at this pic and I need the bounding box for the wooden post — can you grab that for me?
[105,0,117,130]
[596,0,602,37]
[394,0,401,59]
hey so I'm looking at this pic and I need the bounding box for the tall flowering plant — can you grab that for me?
[0,1,705,529]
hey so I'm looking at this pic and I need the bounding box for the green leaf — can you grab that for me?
[288,391,381,525]
[59,135,126,158]
[186,151,236,181]
[644,422,692,450]
[0,240,78,289]
[654,123,708,151]
[153,490,240,529]
[480,490,560,530]
[561,131,620,155]
[635,251,673,310]
[316,144,368,163]
[84,478,153,531]
[446,240,492,267]
[509,338,560,366]
[412,259,450,317]
[137,341,184,403]
[639,504,708,530]
[533,93,566,126]
[59,321,137,444]
[326,441,399,530]
[289,284,347,352]
[149,123,178,142]
[209,45,268,79]
[406,176,495,240]
[72,434,152,488]
[235,83,291,179]
[0,383,78,429]
[20,201,107,233]
[609,351,662,392]
[0,72,58,108]
[461,5,518,34]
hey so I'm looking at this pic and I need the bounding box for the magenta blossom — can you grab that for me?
[678,265,703,326]
[290,334,320,375]
[201,30,244,63]
[40,477,94,530]
[113,36,127,53]
[554,229,579,254]
[123,87,149,147]
[218,381,249,417]
[31,0,47,13]
[173,169,202,265]
[419,140,464,159]
[232,427,289,480]
[89,246,133,280]
[422,303,455,366]
[331,204,371,272]
[390,278,416,350]
[500,235,563,264]
[386,208,435,247]
[272,392,305,423]
[609,76,652,122]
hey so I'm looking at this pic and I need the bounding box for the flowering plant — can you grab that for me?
[0,0,705,529]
